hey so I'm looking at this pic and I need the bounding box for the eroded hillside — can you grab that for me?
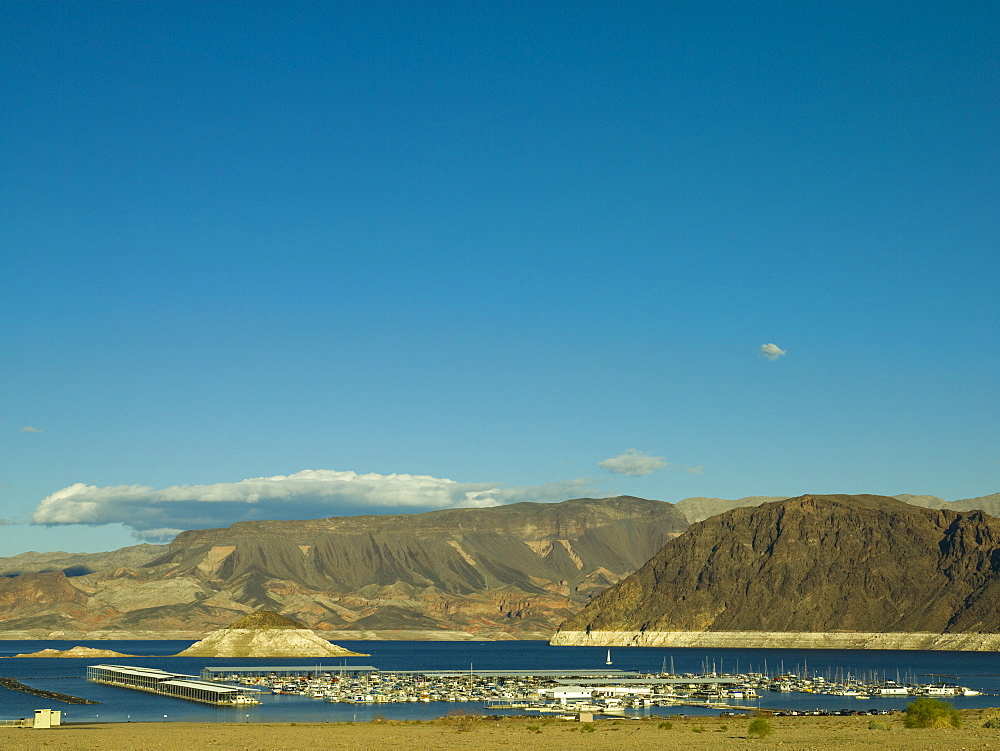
[0,496,687,636]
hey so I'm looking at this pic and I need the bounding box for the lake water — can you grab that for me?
[2,639,1000,722]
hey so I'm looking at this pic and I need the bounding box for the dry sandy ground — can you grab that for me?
[3,712,1000,750]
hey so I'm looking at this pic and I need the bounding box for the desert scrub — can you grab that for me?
[904,697,962,728]
[580,723,596,733]
[981,709,1000,728]
[657,721,673,730]
[747,717,773,738]
[868,719,889,730]
[455,717,476,733]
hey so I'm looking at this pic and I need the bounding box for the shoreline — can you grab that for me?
[4,712,1000,750]
[551,629,1000,651]
[0,630,554,641]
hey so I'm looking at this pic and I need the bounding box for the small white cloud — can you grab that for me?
[30,469,598,538]
[132,527,184,543]
[21,426,44,433]
[598,449,669,477]
[760,343,787,361]
[684,465,703,475]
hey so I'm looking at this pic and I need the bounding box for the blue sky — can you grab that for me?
[2,2,997,556]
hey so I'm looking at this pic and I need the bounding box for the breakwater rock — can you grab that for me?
[0,676,99,704]
[550,630,1000,651]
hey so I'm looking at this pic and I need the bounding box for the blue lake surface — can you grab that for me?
[2,639,1000,722]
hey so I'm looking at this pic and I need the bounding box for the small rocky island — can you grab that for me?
[175,610,369,657]
[11,645,135,658]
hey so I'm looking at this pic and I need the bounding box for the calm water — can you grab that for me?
[2,639,1000,722]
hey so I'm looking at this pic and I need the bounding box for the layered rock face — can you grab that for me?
[0,496,686,637]
[554,494,1000,649]
[176,611,364,657]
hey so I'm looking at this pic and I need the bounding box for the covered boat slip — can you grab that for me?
[201,665,379,681]
[87,665,260,706]
[200,666,636,681]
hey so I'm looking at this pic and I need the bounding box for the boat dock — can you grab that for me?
[87,665,261,706]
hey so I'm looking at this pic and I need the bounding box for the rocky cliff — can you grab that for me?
[0,496,686,637]
[554,494,1000,649]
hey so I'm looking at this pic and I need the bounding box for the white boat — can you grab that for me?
[923,685,958,696]
[606,649,612,665]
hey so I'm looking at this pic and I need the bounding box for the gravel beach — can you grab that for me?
[3,711,1000,750]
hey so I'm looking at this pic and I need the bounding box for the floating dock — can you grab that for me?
[87,664,261,706]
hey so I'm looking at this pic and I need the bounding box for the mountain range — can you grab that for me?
[2,491,998,639]
[0,496,685,637]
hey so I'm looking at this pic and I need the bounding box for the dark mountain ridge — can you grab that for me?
[670,492,1000,523]
[558,494,1000,636]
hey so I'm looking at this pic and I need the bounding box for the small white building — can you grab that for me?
[33,709,62,729]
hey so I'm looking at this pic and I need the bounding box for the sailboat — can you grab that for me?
[606,649,612,665]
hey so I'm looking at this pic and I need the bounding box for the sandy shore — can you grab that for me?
[3,712,1000,750]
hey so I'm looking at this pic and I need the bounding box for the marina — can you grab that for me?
[199,661,985,714]
[3,640,1000,724]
